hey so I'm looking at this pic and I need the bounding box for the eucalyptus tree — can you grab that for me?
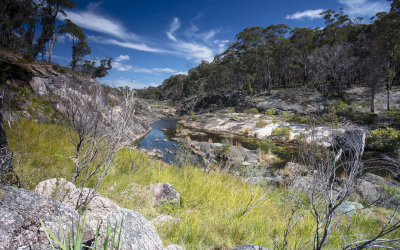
[59,19,90,70]
[42,0,76,63]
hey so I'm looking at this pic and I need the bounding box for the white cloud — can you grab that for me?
[115,55,130,62]
[167,17,181,41]
[286,9,325,20]
[88,36,165,53]
[111,61,133,72]
[65,10,138,41]
[174,71,188,75]
[165,17,218,62]
[153,68,176,73]
[338,0,389,17]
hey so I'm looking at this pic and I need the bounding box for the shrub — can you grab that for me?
[387,107,400,125]
[287,115,308,124]
[214,144,232,159]
[257,139,275,153]
[271,127,293,141]
[265,108,278,115]
[367,127,400,151]
[244,108,259,114]
[256,121,269,128]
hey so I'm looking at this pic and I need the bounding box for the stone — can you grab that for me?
[164,244,184,250]
[152,215,182,227]
[63,188,120,232]
[0,186,93,249]
[231,244,268,250]
[35,179,120,233]
[34,178,77,203]
[162,139,168,142]
[98,208,163,250]
[356,180,380,203]
[154,138,159,142]
[29,77,48,95]
[337,201,363,214]
[150,183,180,206]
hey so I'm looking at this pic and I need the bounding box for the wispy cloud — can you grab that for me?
[111,55,178,74]
[65,7,138,41]
[87,36,165,53]
[338,0,389,18]
[286,9,325,20]
[165,17,220,62]
[167,17,181,42]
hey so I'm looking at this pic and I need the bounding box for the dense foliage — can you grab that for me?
[0,0,112,77]
[140,2,400,112]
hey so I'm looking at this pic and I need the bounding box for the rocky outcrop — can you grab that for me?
[1,52,155,143]
[98,208,163,250]
[0,186,93,249]
[150,183,181,206]
[34,178,120,232]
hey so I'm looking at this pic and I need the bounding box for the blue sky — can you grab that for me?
[52,0,390,89]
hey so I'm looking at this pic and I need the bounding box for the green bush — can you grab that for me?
[214,144,232,159]
[287,115,308,124]
[244,108,259,114]
[271,127,293,141]
[256,121,269,128]
[257,139,275,153]
[367,128,400,151]
[265,108,277,115]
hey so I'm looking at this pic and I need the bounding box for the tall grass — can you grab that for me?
[6,119,399,249]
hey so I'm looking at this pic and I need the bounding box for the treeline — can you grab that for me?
[139,1,400,112]
[0,0,111,78]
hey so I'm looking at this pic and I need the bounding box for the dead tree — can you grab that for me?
[298,121,365,249]
[62,88,141,209]
[286,119,400,249]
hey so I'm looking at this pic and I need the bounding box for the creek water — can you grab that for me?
[138,119,298,166]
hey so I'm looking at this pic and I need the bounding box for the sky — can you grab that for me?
[51,0,390,89]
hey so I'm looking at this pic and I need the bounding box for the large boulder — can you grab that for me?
[98,208,163,250]
[34,178,120,232]
[150,183,180,206]
[0,186,93,249]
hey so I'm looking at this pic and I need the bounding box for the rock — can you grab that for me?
[154,139,159,142]
[148,151,157,158]
[152,215,182,226]
[161,128,167,131]
[29,77,48,95]
[162,138,168,142]
[35,179,120,233]
[98,208,163,250]
[356,180,380,203]
[194,146,201,151]
[150,183,180,206]
[337,201,363,214]
[34,178,77,203]
[231,244,268,250]
[0,186,93,249]
[62,188,120,232]
[164,244,184,250]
